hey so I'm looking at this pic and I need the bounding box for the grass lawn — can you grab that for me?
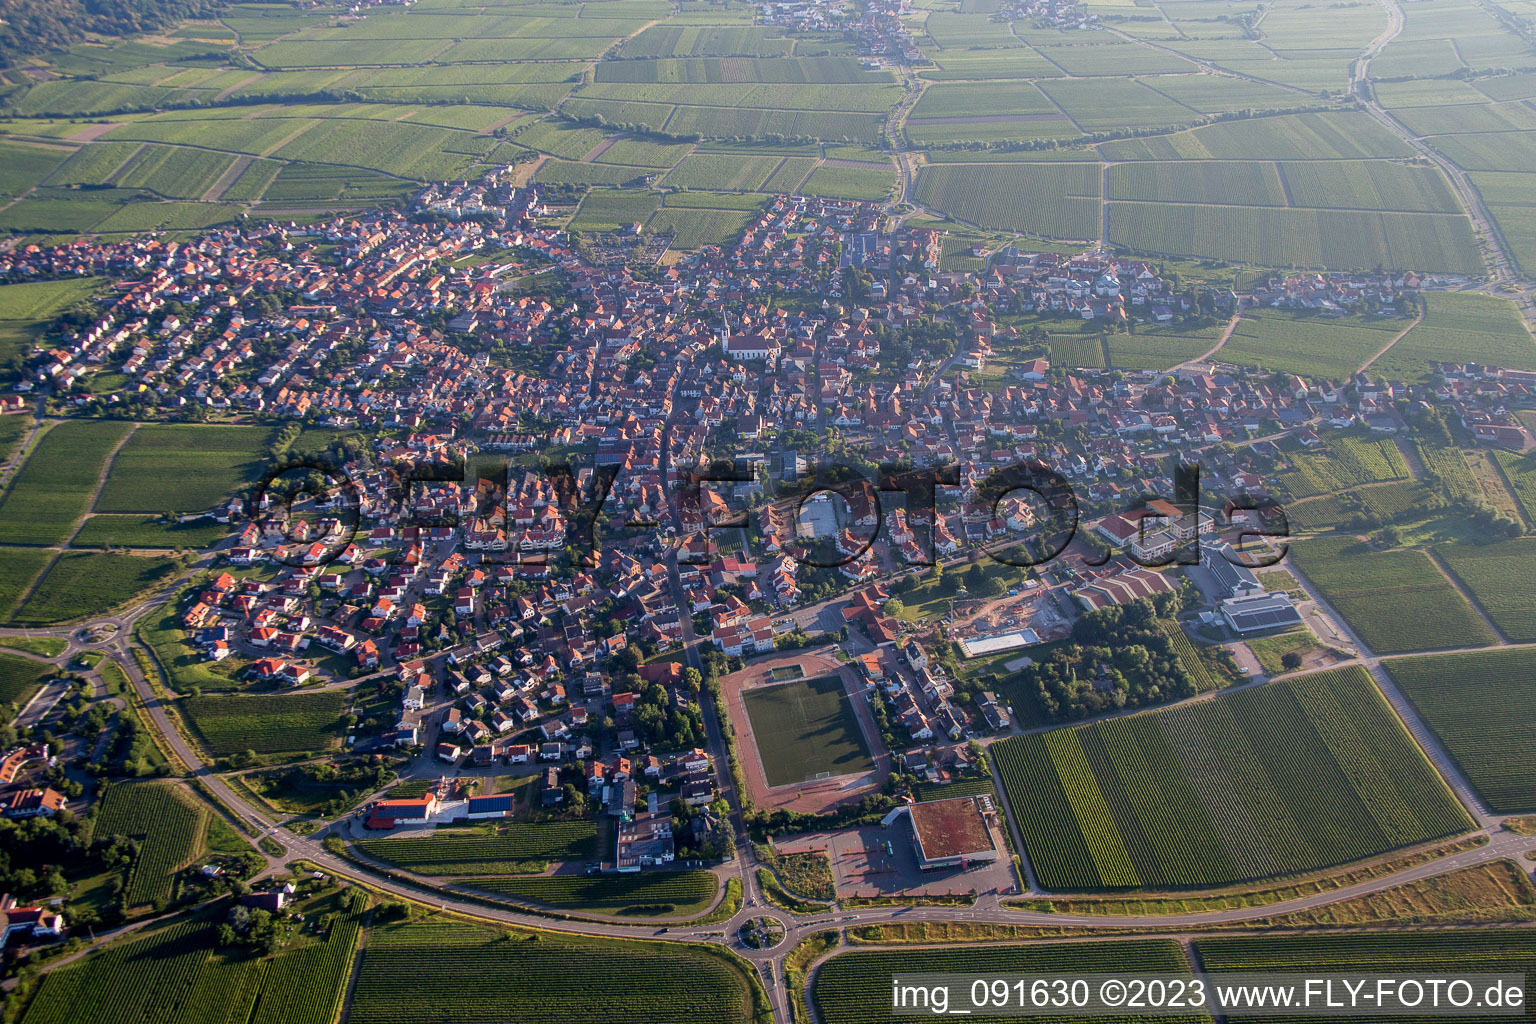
[466,871,720,916]
[0,636,66,658]
[1244,630,1323,675]
[742,674,873,787]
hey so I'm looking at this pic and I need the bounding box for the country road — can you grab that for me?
[7,533,1534,1024]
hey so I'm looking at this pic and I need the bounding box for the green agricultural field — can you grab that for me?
[10,552,179,625]
[0,548,52,621]
[1434,539,1536,641]
[1372,291,1536,382]
[991,666,1472,890]
[94,424,274,513]
[467,870,719,915]
[665,153,782,192]
[1197,930,1536,1022]
[356,824,600,874]
[646,207,753,248]
[1100,112,1413,162]
[111,144,239,200]
[0,651,51,709]
[1107,161,1286,207]
[1105,321,1225,371]
[1279,160,1461,213]
[0,419,134,547]
[742,675,873,787]
[909,81,1056,119]
[1286,481,1432,532]
[1383,647,1536,812]
[0,415,27,466]
[180,689,350,757]
[815,940,1196,1024]
[1108,203,1481,274]
[18,915,360,1024]
[914,162,1100,238]
[800,164,894,201]
[92,781,209,906]
[0,278,104,320]
[1286,537,1495,653]
[349,919,755,1024]
[1217,311,1407,381]
[72,515,230,550]
[1277,436,1411,500]
[663,191,769,211]
[568,189,662,233]
[0,142,74,199]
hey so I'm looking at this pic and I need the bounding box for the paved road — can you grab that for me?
[11,555,1530,1024]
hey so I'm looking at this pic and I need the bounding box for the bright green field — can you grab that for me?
[1287,537,1495,653]
[94,423,275,513]
[1383,647,1536,812]
[742,675,873,787]
[181,689,350,757]
[10,551,180,625]
[0,419,134,546]
[356,824,600,874]
[1217,310,1407,381]
[991,666,1472,890]
[349,919,754,1024]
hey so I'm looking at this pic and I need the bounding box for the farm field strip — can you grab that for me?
[1383,646,1536,813]
[991,666,1472,891]
[1287,537,1496,654]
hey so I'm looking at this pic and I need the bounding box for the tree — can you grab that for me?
[1280,651,1303,671]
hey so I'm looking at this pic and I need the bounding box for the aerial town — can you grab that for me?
[2,164,1536,1024]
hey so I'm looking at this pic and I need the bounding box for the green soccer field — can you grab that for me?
[742,675,873,788]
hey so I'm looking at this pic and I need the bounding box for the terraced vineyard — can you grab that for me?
[1287,537,1494,653]
[467,870,719,914]
[180,689,349,757]
[814,939,1200,1024]
[991,667,1472,890]
[349,919,754,1024]
[18,916,360,1024]
[357,823,599,873]
[92,781,208,906]
[1383,647,1536,812]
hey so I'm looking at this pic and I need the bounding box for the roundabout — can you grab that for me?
[738,916,786,950]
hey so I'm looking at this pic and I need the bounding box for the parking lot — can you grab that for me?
[777,817,1020,898]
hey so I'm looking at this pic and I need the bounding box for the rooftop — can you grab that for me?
[908,796,995,862]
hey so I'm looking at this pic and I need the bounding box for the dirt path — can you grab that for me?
[579,134,622,163]
[1175,311,1245,369]
[1356,308,1423,376]
[1424,546,1507,644]
[1395,435,1425,479]
[212,73,264,103]
[202,154,253,202]
[66,123,122,143]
